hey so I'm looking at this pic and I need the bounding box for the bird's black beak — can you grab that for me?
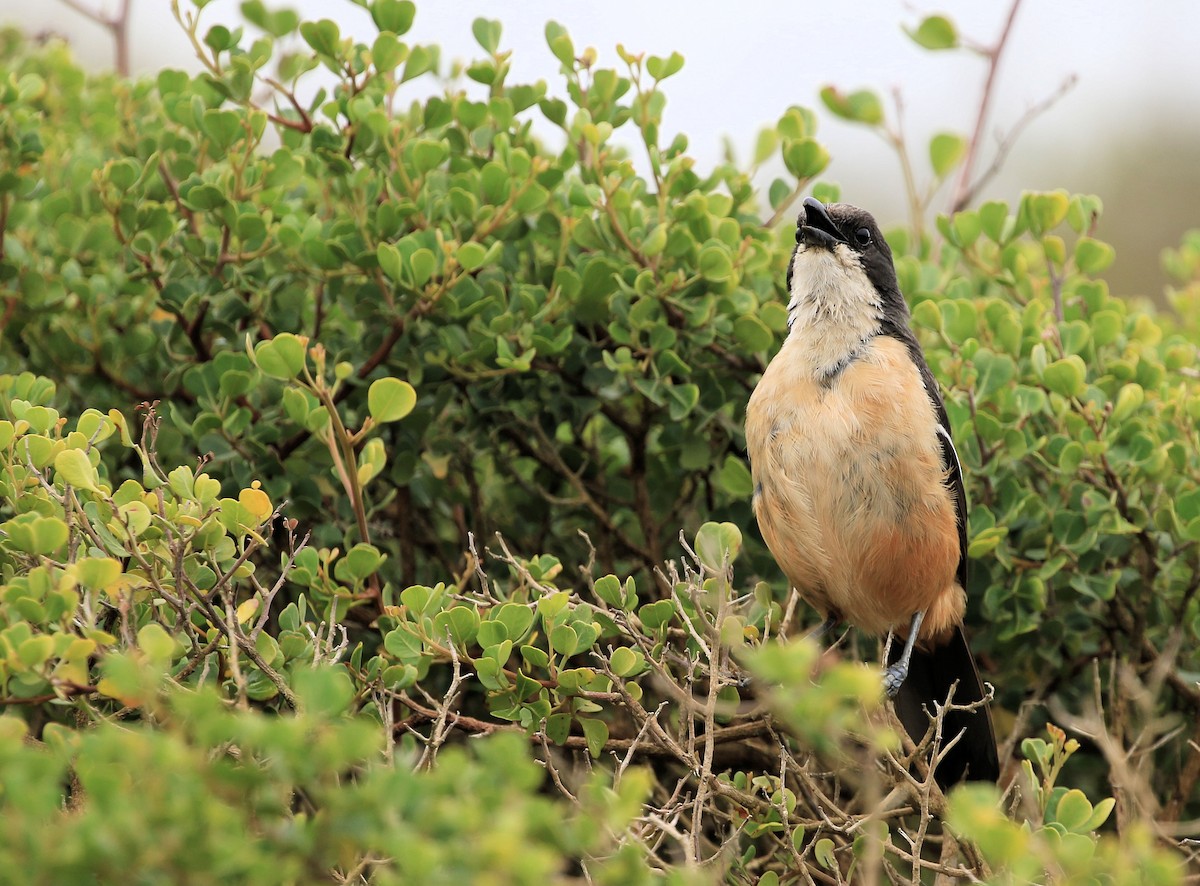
[798,197,847,250]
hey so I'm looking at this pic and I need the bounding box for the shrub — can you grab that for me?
[1,2,1197,882]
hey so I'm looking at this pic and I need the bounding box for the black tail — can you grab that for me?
[889,625,999,788]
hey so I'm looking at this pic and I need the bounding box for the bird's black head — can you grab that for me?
[787,197,899,300]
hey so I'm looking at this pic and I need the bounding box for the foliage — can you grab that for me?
[1,2,1198,882]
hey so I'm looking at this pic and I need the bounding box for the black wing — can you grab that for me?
[921,362,969,591]
[881,322,969,589]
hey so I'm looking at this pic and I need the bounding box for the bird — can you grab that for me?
[744,196,999,786]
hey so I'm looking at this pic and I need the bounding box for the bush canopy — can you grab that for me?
[0,2,1198,882]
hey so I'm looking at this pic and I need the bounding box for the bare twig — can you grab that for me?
[56,0,132,74]
[949,0,1025,211]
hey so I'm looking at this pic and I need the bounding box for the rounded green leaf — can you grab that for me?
[372,32,406,71]
[138,623,177,664]
[593,574,624,608]
[471,17,501,54]
[610,646,645,678]
[1051,788,1094,832]
[695,521,743,570]
[54,448,100,493]
[818,86,883,125]
[782,138,830,180]
[368,377,416,423]
[255,333,307,379]
[732,315,772,352]
[371,0,416,34]
[907,14,958,50]
[579,717,608,758]
[1042,356,1087,398]
[456,241,488,271]
[549,624,578,656]
[1024,190,1070,234]
[930,132,967,178]
[339,543,385,580]
[1074,237,1115,274]
[76,557,123,591]
[717,454,754,498]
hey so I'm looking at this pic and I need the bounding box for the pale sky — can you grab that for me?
[6,0,1200,294]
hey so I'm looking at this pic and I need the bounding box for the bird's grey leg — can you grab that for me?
[883,610,925,698]
[805,614,841,643]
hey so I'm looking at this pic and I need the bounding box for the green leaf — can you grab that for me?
[240,1,298,37]
[638,600,675,631]
[1024,190,1070,234]
[138,623,177,664]
[610,646,646,678]
[815,837,837,870]
[979,200,1009,242]
[370,0,415,35]
[368,377,416,423]
[456,241,488,271]
[782,138,830,180]
[299,19,340,58]
[372,33,406,72]
[55,448,100,493]
[646,51,684,81]
[75,557,122,590]
[1110,384,1144,422]
[911,299,942,332]
[471,17,501,54]
[401,45,437,83]
[579,717,608,758]
[544,712,570,745]
[732,315,772,352]
[695,521,742,570]
[1041,356,1087,398]
[433,606,480,648]
[549,624,578,656]
[698,244,734,282]
[818,86,883,125]
[1051,788,1094,832]
[384,626,423,662]
[544,21,574,67]
[717,454,754,498]
[497,603,536,640]
[339,543,384,581]
[18,635,55,669]
[377,242,403,282]
[410,138,448,173]
[1074,237,1115,274]
[1082,796,1115,831]
[929,132,967,178]
[753,128,779,165]
[254,333,307,379]
[593,575,623,608]
[294,666,355,717]
[201,109,243,152]
[907,14,958,50]
[666,383,700,420]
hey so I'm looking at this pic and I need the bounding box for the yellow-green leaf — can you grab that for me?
[368,377,416,423]
[54,448,100,493]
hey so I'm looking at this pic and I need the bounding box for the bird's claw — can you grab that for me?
[883,662,907,698]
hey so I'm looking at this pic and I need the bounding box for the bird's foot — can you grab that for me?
[882,661,908,698]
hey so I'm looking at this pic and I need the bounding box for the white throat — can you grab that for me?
[786,244,882,379]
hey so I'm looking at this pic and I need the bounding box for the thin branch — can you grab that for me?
[56,0,132,75]
[951,74,1078,212]
[949,0,1025,211]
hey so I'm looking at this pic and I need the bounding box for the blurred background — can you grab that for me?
[5,0,1198,302]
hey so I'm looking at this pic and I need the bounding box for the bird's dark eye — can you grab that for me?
[854,227,872,247]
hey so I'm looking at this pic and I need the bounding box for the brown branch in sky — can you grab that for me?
[56,0,133,75]
[949,0,1024,211]
[952,74,1078,213]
